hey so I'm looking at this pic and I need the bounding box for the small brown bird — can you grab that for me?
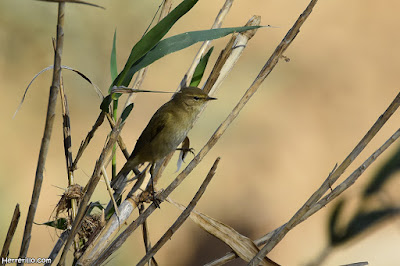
[110,87,216,197]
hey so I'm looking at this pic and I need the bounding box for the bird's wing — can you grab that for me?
[131,108,170,156]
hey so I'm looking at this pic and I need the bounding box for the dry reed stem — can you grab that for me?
[72,112,106,170]
[202,34,237,94]
[244,1,321,264]
[1,204,20,260]
[137,157,220,266]
[59,76,79,251]
[59,78,73,173]
[19,3,65,261]
[206,15,261,96]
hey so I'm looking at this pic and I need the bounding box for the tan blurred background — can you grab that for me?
[2,0,400,265]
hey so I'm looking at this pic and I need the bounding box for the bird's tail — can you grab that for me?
[110,163,132,195]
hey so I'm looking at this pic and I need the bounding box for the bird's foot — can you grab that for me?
[139,189,163,208]
[176,147,195,157]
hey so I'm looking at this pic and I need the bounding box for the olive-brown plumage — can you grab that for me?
[111,87,216,194]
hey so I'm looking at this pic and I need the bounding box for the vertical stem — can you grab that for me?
[1,204,20,260]
[59,78,79,251]
[18,3,65,262]
[112,100,118,178]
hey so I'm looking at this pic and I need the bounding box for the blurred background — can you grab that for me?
[1,0,400,265]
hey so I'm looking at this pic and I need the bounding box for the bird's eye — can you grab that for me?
[193,96,200,101]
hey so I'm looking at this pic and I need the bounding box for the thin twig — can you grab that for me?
[72,111,106,170]
[137,157,220,266]
[101,166,120,217]
[19,3,65,261]
[1,204,20,260]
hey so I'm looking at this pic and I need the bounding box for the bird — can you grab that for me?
[110,86,216,199]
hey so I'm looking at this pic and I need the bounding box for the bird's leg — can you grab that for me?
[149,164,162,208]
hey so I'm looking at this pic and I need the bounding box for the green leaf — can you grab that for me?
[105,197,122,220]
[121,103,134,123]
[86,201,104,215]
[113,0,199,88]
[123,26,262,84]
[43,218,68,230]
[110,29,118,89]
[100,95,112,113]
[190,46,214,87]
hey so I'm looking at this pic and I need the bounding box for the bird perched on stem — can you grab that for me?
[110,87,216,201]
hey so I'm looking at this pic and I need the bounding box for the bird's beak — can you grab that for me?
[206,96,217,101]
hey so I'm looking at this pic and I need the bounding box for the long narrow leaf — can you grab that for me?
[110,29,118,88]
[113,0,199,87]
[123,26,263,85]
[190,46,214,87]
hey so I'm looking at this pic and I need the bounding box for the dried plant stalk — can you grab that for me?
[205,15,261,96]
[19,3,65,260]
[1,204,20,259]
